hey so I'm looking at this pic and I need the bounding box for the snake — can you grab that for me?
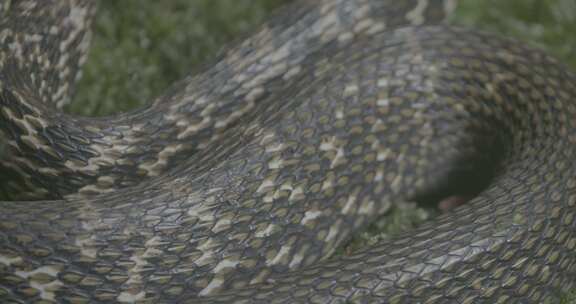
[1,0,576,303]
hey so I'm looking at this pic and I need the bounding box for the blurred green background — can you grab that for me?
[3,0,576,301]
[69,0,576,116]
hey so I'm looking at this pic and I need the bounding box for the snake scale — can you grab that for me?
[1,0,576,303]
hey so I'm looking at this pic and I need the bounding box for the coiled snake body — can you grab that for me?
[1,0,576,303]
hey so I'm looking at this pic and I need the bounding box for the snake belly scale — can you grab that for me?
[1,0,576,303]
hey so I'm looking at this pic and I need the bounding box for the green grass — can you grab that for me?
[70,0,288,116]
[69,0,576,117]
[2,0,576,301]
[454,0,576,69]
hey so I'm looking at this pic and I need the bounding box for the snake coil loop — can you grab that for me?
[1,0,576,303]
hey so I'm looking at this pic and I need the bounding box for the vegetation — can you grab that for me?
[70,0,575,116]
[71,0,288,115]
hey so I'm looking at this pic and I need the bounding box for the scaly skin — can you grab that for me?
[2,1,576,303]
[0,0,451,200]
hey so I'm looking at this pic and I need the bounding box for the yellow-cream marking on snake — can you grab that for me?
[14,266,63,301]
[152,0,395,185]
[0,254,22,266]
